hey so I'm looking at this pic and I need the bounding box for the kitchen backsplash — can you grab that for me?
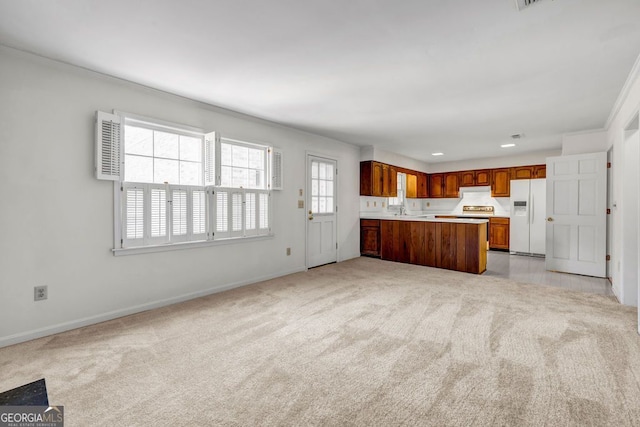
[423,193,510,216]
[360,194,510,216]
[360,196,424,213]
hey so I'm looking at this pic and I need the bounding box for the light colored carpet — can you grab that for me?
[1,257,640,426]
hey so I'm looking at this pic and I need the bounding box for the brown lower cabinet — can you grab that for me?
[360,219,381,257]
[378,220,487,274]
[489,217,510,250]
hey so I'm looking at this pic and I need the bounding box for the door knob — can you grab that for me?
[308,210,314,220]
[547,217,554,222]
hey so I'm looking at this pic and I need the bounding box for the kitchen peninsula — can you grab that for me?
[360,216,488,274]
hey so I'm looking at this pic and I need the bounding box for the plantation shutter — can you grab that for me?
[192,189,207,240]
[258,192,269,233]
[171,188,188,242]
[215,190,230,239]
[230,191,244,237]
[148,186,168,245]
[204,132,216,186]
[245,192,257,236]
[95,111,122,181]
[269,147,283,190]
[123,184,145,247]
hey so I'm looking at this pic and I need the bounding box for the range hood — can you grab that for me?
[459,186,491,195]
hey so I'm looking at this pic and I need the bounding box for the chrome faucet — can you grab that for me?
[399,205,406,216]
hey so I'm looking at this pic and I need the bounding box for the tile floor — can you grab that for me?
[485,250,615,297]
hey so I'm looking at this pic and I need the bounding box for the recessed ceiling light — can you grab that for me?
[431,152,444,156]
[501,143,516,148]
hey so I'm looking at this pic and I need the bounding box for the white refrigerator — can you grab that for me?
[510,179,546,256]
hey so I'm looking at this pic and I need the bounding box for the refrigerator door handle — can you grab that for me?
[530,193,533,224]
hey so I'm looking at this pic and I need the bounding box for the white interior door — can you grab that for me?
[545,152,607,277]
[307,155,337,268]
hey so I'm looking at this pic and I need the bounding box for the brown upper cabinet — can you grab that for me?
[459,169,490,187]
[491,168,511,197]
[511,164,547,180]
[381,164,397,197]
[429,174,445,198]
[511,166,534,180]
[360,161,397,197]
[444,172,460,198]
[475,169,490,185]
[417,173,428,198]
[460,170,475,187]
[406,174,418,198]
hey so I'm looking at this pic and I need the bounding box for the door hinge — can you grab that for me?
[120,185,123,191]
[336,243,338,249]
[607,208,611,214]
[607,162,611,168]
[606,255,611,261]
[120,239,123,245]
[336,205,338,212]
[335,168,338,175]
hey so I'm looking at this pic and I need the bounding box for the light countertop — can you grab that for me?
[360,213,488,224]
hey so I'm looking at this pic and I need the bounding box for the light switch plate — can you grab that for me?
[298,200,304,208]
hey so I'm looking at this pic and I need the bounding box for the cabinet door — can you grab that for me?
[489,218,510,249]
[381,164,398,197]
[429,174,445,198]
[360,219,381,257]
[360,161,373,196]
[372,162,383,196]
[475,169,490,186]
[460,170,475,187]
[406,174,418,198]
[444,173,460,198]
[417,173,429,198]
[512,166,534,180]
[534,164,546,178]
[491,168,511,197]
[388,166,397,197]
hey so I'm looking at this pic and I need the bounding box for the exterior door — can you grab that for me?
[307,155,338,268]
[545,152,607,277]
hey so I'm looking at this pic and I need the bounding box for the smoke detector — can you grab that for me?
[514,0,541,11]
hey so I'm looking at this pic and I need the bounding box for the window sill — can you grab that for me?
[112,234,274,256]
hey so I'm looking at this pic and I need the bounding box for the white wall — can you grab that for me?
[427,149,561,173]
[361,146,430,173]
[604,53,640,306]
[0,46,361,346]
[562,129,607,155]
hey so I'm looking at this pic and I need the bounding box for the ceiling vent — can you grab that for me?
[514,0,541,11]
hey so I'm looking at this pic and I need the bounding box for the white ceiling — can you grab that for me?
[1,0,640,163]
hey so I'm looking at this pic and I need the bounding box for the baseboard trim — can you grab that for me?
[0,266,307,349]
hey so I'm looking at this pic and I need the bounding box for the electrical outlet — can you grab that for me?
[286,248,291,256]
[34,286,47,301]
[373,201,377,207]
[427,202,430,207]
[299,189,303,196]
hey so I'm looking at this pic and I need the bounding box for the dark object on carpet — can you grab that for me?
[0,378,48,406]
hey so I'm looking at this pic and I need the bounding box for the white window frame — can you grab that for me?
[109,112,275,256]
